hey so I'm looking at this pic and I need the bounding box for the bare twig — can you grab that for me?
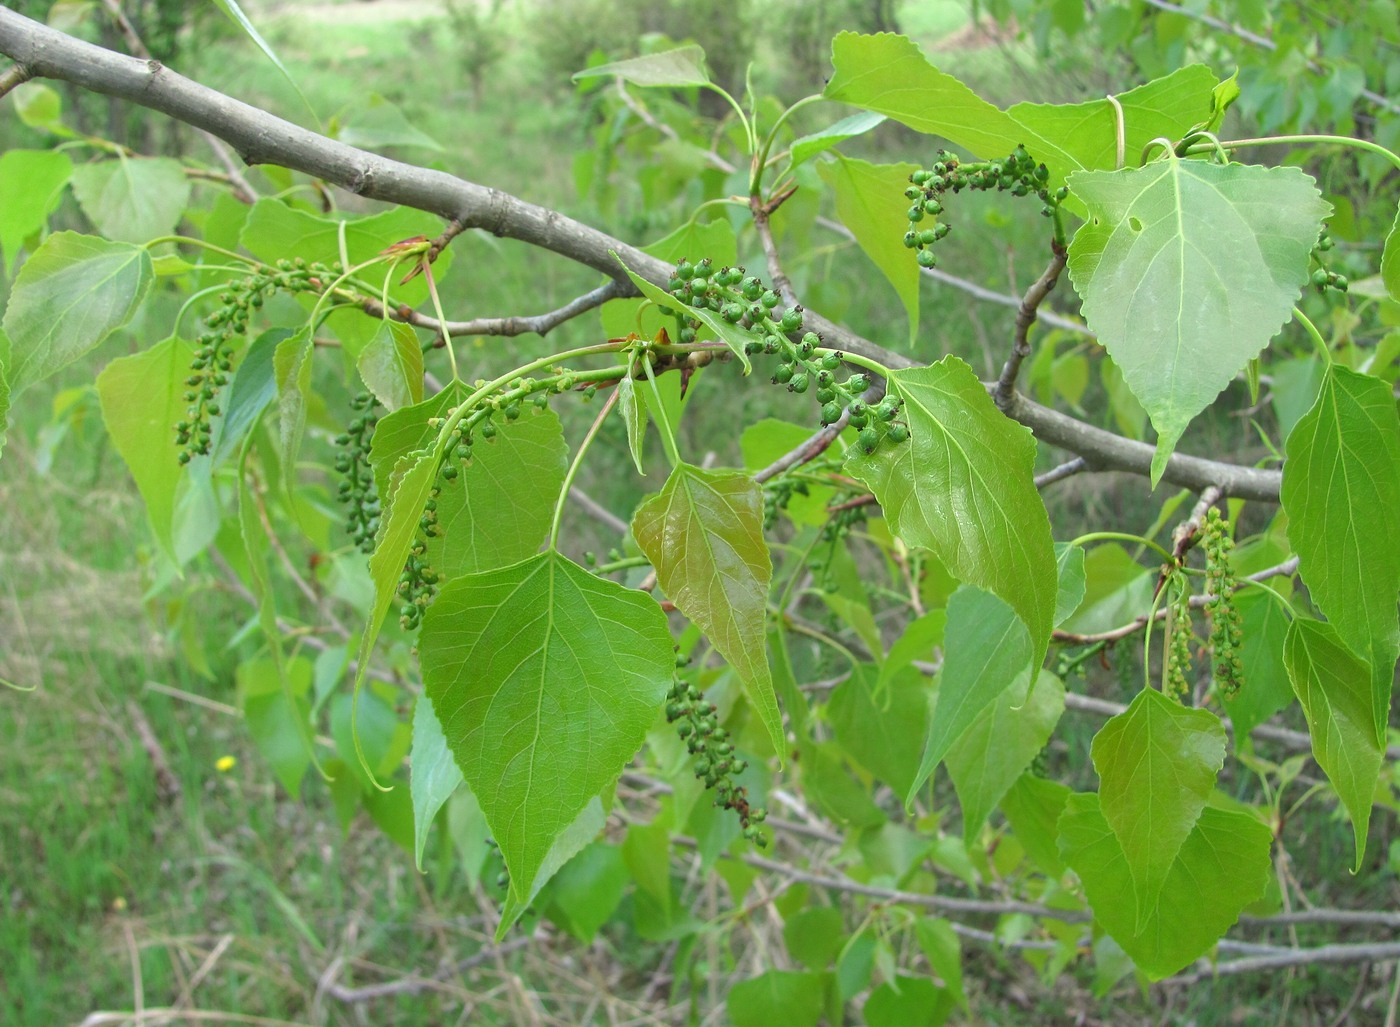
[0,60,31,100]
[1138,0,1400,117]
[127,699,181,803]
[1164,942,1400,984]
[569,487,629,536]
[995,242,1068,409]
[1034,456,1088,489]
[360,280,622,338]
[323,934,535,1002]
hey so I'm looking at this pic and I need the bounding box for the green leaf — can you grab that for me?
[1001,774,1072,877]
[727,971,824,1027]
[95,336,194,559]
[238,656,314,799]
[209,0,314,116]
[350,450,440,763]
[787,112,887,172]
[909,587,1032,805]
[865,976,954,1027]
[845,358,1056,678]
[2,232,152,395]
[1381,201,1400,303]
[338,93,444,152]
[800,740,886,829]
[1054,543,1087,625]
[1284,619,1386,868]
[614,254,752,372]
[500,791,611,933]
[632,464,782,754]
[914,916,966,1012]
[0,336,9,462]
[880,608,945,689]
[617,376,647,474]
[1281,364,1400,729]
[410,695,464,870]
[572,45,709,87]
[238,200,450,313]
[11,82,64,132]
[70,157,190,244]
[1058,794,1272,980]
[0,149,72,270]
[370,380,468,500]
[1066,160,1329,481]
[357,319,423,411]
[828,664,932,799]
[817,156,920,343]
[784,906,846,969]
[1090,688,1227,928]
[272,330,313,496]
[948,670,1065,842]
[210,328,287,467]
[548,841,628,943]
[825,34,1215,185]
[427,407,568,579]
[418,551,673,930]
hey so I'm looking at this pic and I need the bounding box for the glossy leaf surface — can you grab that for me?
[633,464,782,753]
[845,358,1056,678]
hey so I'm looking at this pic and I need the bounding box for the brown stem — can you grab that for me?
[995,241,1068,411]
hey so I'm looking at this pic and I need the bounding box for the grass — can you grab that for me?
[2,1,1397,1024]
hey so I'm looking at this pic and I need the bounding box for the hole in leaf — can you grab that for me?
[1129,216,1143,232]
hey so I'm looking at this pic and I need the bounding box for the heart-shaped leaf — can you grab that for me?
[572,45,710,88]
[1090,688,1226,929]
[419,551,673,931]
[1059,793,1272,980]
[1066,160,1329,481]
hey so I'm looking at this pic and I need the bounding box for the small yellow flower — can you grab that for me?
[215,755,237,772]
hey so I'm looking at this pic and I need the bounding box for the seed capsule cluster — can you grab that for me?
[335,392,381,553]
[175,259,336,462]
[1202,509,1245,697]
[666,261,908,455]
[902,145,1065,270]
[1310,233,1349,293]
[665,673,768,846]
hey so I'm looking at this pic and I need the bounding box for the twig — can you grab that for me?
[752,201,799,308]
[1052,555,1299,645]
[1163,942,1400,984]
[1063,687,1400,762]
[127,699,181,803]
[0,8,1286,501]
[0,60,31,100]
[1138,0,1400,117]
[995,242,1068,410]
[1034,456,1087,489]
[324,934,535,1002]
[569,487,629,535]
[360,281,622,338]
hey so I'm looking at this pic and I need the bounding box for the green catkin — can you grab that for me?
[1203,509,1246,697]
[1165,582,1194,701]
[176,260,338,462]
[666,263,909,454]
[902,145,1063,271]
[664,670,768,846]
[335,392,381,553]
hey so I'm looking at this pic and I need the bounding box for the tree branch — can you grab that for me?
[362,280,622,338]
[995,241,1068,409]
[0,9,1283,502]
